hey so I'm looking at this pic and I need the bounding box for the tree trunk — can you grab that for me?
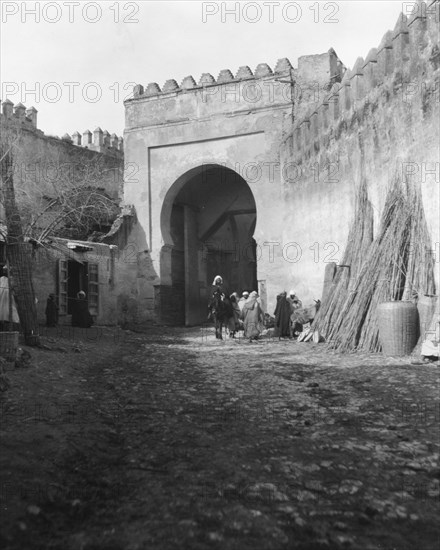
[1,146,40,346]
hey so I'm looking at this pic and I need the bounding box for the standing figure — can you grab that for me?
[71,291,94,328]
[0,266,19,331]
[240,291,264,342]
[227,292,241,338]
[287,289,303,313]
[273,291,291,338]
[45,294,59,327]
[238,291,249,312]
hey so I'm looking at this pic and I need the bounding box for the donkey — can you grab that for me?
[208,288,233,340]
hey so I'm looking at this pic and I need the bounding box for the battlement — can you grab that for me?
[284,0,440,163]
[129,58,295,101]
[125,51,346,131]
[1,100,123,158]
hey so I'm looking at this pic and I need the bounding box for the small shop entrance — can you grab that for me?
[58,259,99,317]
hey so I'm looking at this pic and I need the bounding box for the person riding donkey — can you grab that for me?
[208,275,227,319]
[207,275,233,339]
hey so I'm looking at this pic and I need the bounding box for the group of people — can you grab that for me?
[47,291,94,329]
[208,275,265,341]
[208,276,306,342]
[0,263,93,330]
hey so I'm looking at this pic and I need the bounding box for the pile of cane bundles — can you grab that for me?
[313,176,436,353]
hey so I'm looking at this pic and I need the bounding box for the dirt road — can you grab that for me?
[1,325,439,549]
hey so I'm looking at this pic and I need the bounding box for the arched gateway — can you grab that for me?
[160,164,257,325]
[122,52,344,324]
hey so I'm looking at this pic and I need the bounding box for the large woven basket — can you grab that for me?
[0,331,19,362]
[377,301,418,356]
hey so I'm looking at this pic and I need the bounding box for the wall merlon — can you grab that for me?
[83,129,92,145]
[162,79,180,93]
[25,106,38,128]
[377,30,394,54]
[94,127,104,147]
[363,48,379,88]
[274,58,293,73]
[133,84,144,97]
[199,73,216,85]
[181,76,197,89]
[235,66,253,79]
[103,130,111,147]
[145,82,162,96]
[72,131,81,146]
[217,69,235,82]
[350,57,366,101]
[2,99,14,118]
[253,63,273,78]
[14,102,26,120]
[110,133,118,148]
[393,13,409,37]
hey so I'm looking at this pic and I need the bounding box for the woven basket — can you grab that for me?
[0,331,19,362]
[377,301,418,356]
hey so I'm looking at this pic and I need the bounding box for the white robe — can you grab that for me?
[0,276,19,323]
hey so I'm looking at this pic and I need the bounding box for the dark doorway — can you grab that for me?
[161,165,257,326]
[67,261,88,314]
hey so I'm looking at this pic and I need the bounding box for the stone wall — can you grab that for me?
[0,101,124,229]
[279,1,440,306]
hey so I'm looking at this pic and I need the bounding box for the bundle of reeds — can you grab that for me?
[313,175,436,353]
[312,175,373,341]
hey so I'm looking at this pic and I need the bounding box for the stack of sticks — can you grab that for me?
[313,176,436,353]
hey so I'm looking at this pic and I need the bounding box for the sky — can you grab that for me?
[0,1,407,138]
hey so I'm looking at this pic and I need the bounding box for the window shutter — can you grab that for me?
[88,263,99,316]
[58,259,68,315]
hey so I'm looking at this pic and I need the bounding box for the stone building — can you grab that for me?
[0,101,124,325]
[119,2,439,326]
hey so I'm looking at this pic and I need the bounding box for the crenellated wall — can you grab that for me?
[279,0,440,304]
[0,102,125,237]
[1,100,123,156]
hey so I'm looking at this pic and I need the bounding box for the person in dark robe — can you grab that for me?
[45,293,59,327]
[71,291,94,328]
[274,291,291,338]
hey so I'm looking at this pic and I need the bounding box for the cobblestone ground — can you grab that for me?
[0,325,439,550]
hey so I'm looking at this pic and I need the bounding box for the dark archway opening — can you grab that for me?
[160,165,257,325]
